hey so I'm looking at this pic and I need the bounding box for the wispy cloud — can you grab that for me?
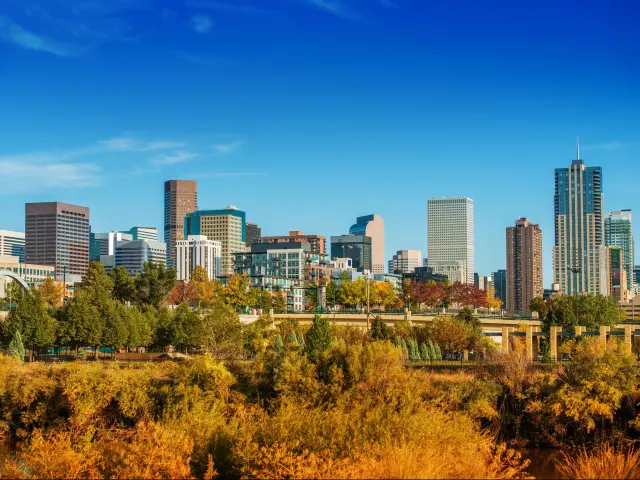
[213,140,244,153]
[582,141,638,152]
[0,158,101,193]
[99,136,185,152]
[191,14,214,33]
[185,0,265,14]
[0,15,82,57]
[153,151,200,165]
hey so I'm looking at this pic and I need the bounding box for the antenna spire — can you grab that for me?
[576,136,580,160]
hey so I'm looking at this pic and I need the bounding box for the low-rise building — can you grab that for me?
[115,239,166,276]
[0,255,55,297]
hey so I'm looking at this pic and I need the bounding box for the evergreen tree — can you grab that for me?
[306,314,333,361]
[413,340,421,361]
[435,343,443,360]
[286,331,300,347]
[407,339,416,361]
[6,330,25,361]
[273,334,284,356]
[369,316,390,340]
[297,331,306,348]
[428,340,437,360]
[420,342,431,361]
[393,336,401,347]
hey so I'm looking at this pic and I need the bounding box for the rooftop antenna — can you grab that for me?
[576,136,580,160]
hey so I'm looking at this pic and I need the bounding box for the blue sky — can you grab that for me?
[1,0,638,285]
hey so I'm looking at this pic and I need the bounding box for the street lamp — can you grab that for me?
[568,265,582,325]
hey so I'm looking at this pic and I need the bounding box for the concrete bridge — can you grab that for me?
[270,312,640,361]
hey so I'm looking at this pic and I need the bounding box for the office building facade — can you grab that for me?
[427,197,474,284]
[115,239,166,276]
[184,206,246,276]
[124,226,158,242]
[506,218,543,313]
[605,210,634,292]
[605,246,628,302]
[25,202,90,277]
[492,269,507,307]
[259,231,327,255]
[176,235,222,281]
[331,235,372,272]
[0,255,56,297]
[553,150,606,295]
[388,249,422,274]
[245,222,261,247]
[0,230,25,262]
[164,180,198,268]
[349,215,384,273]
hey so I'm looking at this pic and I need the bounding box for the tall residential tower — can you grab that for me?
[506,218,543,313]
[427,197,474,284]
[605,210,634,292]
[553,140,606,295]
[164,180,198,268]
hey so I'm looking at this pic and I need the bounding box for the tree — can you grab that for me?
[165,303,203,353]
[110,266,136,303]
[223,274,251,311]
[101,302,129,355]
[340,277,366,308]
[370,315,390,340]
[57,289,103,353]
[486,285,502,310]
[273,334,284,357]
[371,281,400,309]
[135,262,176,307]
[428,316,473,355]
[544,295,623,331]
[37,275,65,308]
[6,330,25,361]
[201,302,244,359]
[325,280,340,309]
[191,266,221,307]
[286,331,300,346]
[530,296,548,318]
[420,342,431,361]
[306,315,333,360]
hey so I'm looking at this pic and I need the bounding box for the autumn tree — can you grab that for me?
[223,274,251,311]
[37,274,65,308]
[371,281,399,309]
[340,277,366,308]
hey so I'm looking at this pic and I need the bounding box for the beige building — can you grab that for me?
[506,218,543,313]
[349,214,385,274]
[389,249,422,274]
[164,180,198,268]
[0,255,55,297]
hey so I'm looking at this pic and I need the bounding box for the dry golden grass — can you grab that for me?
[556,445,640,479]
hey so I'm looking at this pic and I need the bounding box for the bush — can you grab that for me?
[557,445,640,479]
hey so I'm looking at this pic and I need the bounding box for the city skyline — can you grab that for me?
[1,1,638,285]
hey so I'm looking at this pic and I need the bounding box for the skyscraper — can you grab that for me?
[388,250,422,274]
[349,215,384,273]
[605,210,634,291]
[245,222,261,247]
[0,230,25,262]
[164,180,198,268]
[553,141,606,295]
[506,218,543,313]
[330,235,372,272]
[184,206,246,276]
[25,202,90,277]
[427,197,474,284]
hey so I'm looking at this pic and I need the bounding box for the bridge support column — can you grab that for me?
[599,326,608,345]
[501,327,510,354]
[550,326,560,361]
[404,308,411,322]
[575,325,585,337]
[624,326,632,355]
[526,327,533,362]
[463,350,469,361]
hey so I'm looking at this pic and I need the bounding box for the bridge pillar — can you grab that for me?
[501,327,510,354]
[574,325,585,337]
[404,308,411,321]
[463,350,469,361]
[526,326,533,362]
[550,326,560,361]
[599,325,608,345]
[624,325,632,355]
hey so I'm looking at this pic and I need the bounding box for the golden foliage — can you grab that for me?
[557,445,640,479]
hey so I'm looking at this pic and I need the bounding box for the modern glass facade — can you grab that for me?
[330,235,372,272]
[491,270,507,307]
[553,157,606,295]
[349,215,384,273]
[605,210,634,291]
[115,239,167,276]
[124,226,158,242]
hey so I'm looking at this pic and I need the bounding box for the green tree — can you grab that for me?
[135,262,177,307]
[57,289,103,353]
[530,296,548,319]
[101,302,129,356]
[370,315,390,340]
[166,303,203,353]
[420,342,431,361]
[286,331,300,346]
[110,266,136,303]
[6,330,25,361]
[273,333,284,356]
[201,302,244,359]
[325,279,340,309]
[306,314,333,360]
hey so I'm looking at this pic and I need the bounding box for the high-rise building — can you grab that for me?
[553,142,606,295]
[259,231,327,255]
[25,202,90,277]
[90,231,133,272]
[184,206,246,276]
[124,226,158,242]
[164,180,198,268]
[349,215,384,273]
[506,218,543,313]
[246,222,261,247]
[330,235,372,272]
[0,230,25,262]
[605,246,628,302]
[115,239,166,276]
[427,197,474,284]
[176,235,222,281]
[388,249,422,274]
[605,210,634,292]
[492,269,507,307]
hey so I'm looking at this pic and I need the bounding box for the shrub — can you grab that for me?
[557,445,640,479]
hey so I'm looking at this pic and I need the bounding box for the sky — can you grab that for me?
[0,0,639,286]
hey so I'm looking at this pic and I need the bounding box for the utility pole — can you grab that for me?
[366,271,371,330]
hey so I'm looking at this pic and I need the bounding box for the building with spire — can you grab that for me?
[553,138,607,295]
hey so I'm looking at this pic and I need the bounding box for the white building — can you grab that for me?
[115,239,166,276]
[427,197,474,284]
[330,257,354,270]
[0,230,25,262]
[388,249,422,274]
[176,235,222,281]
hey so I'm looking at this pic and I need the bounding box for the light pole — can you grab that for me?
[569,265,582,325]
